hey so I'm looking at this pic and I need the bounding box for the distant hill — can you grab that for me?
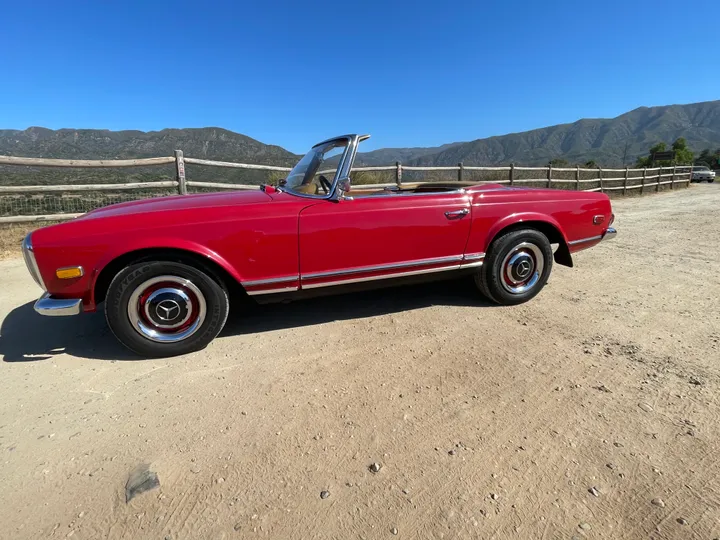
[356,100,720,167]
[2,100,720,188]
[0,127,299,186]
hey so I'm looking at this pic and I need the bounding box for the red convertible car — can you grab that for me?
[23,134,616,357]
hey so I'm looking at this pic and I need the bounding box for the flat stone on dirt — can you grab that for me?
[125,463,160,503]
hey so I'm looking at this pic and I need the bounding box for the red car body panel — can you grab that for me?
[28,183,613,311]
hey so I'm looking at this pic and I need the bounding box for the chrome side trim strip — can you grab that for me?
[246,286,299,296]
[568,234,603,246]
[459,260,484,269]
[302,264,465,289]
[302,255,464,281]
[241,275,299,287]
[462,252,485,261]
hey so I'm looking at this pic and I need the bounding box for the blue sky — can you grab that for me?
[1,0,717,153]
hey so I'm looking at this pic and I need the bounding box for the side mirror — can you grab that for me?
[337,177,351,194]
[277,178,287,186]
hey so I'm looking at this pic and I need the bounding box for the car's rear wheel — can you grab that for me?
[105,261,229,357]
[474,229,553,305]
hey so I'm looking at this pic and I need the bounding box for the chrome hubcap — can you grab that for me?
[500,242,544,294]
[127,276,206,343]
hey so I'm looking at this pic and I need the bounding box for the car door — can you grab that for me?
[298,191,473,289]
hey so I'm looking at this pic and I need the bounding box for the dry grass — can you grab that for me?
[0,223,48,260]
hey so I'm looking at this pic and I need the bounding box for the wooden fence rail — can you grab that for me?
[0,152,694,224]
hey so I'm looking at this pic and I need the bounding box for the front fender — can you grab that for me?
[93,236,243,283]
[86,237,244,309]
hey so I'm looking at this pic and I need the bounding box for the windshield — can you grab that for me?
[283,139,348,197]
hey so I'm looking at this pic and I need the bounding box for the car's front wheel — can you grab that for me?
[105,261,229,357]
[474,229,553,305]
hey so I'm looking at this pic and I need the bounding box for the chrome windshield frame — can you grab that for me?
[285,134,369,201]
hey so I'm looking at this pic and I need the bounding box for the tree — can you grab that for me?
[695,148,720,168]
[672,137,693,165]
[635,139,694,167]
[584,160,598,168]
[549,158,569,167]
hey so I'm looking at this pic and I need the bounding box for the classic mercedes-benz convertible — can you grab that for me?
[23,134,616,356]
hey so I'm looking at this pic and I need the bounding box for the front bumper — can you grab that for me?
[603,227,617,240]
[34,293,82,316]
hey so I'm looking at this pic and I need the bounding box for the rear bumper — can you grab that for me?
[603,227,617,241]
[34,293,83,316]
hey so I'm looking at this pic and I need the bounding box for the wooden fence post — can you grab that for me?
[575,165,580,190]
[641,168,646,194]
[509,163,515,186]
[174,150,187,195]
[395,161,402,188]
[671,164,676,189]
[547,165,553,188]
[458,162,464,182]
[623,166,629,195]
[656,168,660,193]
[598,167,604,193]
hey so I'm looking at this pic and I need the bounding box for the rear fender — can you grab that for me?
[483,212,573,268]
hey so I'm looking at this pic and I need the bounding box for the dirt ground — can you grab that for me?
[0,184,718,540]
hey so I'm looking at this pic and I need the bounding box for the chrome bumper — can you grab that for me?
[603,227,617,241]
[34,293,82,316]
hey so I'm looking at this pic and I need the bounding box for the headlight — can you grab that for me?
[22,233,46,290]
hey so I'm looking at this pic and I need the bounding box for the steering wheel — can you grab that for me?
[318,175,332,194]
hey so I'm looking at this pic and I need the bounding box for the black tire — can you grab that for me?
[475,229,553,305]
[105,261,229,357]
[709,178,715,183]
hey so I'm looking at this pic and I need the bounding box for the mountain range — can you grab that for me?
[1,100,719,186]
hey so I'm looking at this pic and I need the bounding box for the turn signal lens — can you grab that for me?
[593,215,605,225]
[56,266,84,279]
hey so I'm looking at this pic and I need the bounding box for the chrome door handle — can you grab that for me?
[444,208,469,219]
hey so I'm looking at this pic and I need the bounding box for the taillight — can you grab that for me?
[609,213,615,226]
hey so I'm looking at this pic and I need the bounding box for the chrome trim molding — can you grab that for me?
[241,275,299,287]
[246,286,299,296]
[568,234,603,246]
[302,264,465,289]
[22,233,47,291]
[302,255,464,281]
[462,252,485,262]
[602,227,617,240]
[354,189,467,199]
[459,260,484,269]
[34,293,82,316]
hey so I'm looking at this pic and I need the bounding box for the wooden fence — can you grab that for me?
[0,152,693,224]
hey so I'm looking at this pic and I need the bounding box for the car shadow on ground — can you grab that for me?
[0,278,492,362]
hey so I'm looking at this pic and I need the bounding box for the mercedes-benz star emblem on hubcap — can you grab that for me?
[516,260,532,278]
[156,299,181,321]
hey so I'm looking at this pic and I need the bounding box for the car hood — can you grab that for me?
[81,189,272,219]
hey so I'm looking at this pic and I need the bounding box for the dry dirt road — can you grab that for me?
[1,185,719,540]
